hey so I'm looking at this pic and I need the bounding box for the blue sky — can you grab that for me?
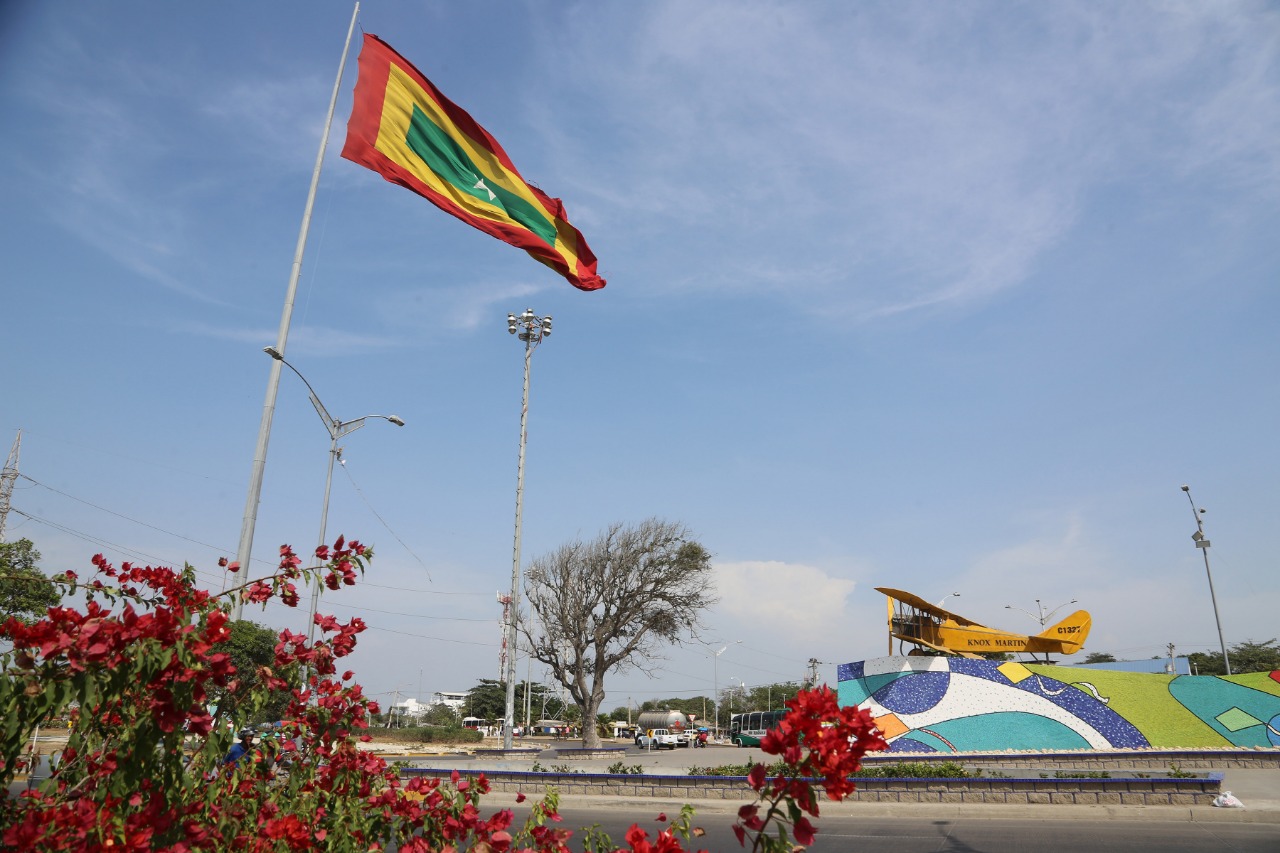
[2,1,1277,714]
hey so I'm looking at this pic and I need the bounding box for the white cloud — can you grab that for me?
[713,559,855,647]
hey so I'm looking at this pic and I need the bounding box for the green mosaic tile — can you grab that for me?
[1215,706,1260,732]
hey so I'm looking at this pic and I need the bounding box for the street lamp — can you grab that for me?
[1181,485,1231,675]
[711,640,741,740]
[1005,598,1077,628]
[263,346,404,657]
[937,592,961,608]
[1005,598,1077,663]
[502,309,552,749]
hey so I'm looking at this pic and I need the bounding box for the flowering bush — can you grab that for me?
[0,538,884,851]
[735,686,888,851]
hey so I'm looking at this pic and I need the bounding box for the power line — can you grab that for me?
[357,580,487,596]
[18,473,274,567]
[338,458,432,581]
[11,509,226,588]
[324,600,495,622]
[362,623,498,649]
[6,428,240,486]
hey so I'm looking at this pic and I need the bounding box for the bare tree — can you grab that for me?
[519,519,716,748]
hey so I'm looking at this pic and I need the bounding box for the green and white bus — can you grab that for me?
[728,709,786,747]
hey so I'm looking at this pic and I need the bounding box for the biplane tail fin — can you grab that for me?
[1036,610,1092,654]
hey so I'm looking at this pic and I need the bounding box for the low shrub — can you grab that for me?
[853,761,971,778]
[375,725,483,744]
[607,761,645,775]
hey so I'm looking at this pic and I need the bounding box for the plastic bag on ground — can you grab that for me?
[1212,791,1245,808]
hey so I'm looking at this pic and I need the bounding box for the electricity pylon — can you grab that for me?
[0,430,20,542]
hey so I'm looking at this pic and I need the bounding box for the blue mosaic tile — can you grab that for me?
[886,737,935,753]
[1011,672,1148,748]
[872,670,950,715]
[837,661,863,682]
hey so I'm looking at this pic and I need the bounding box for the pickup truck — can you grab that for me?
[635,728,681,750]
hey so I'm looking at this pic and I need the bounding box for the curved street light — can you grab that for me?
[502,309,551,749]
[1181,485,1231,675]
[1005,598,1078,663]
[1004,598,1077,628]
[263,346,404,654]
[710,640,741,739]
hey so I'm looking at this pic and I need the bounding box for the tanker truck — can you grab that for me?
[634,710,692,747]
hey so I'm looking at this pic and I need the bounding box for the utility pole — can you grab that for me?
[1167,643,1176,675]
[806,658,822,688]
[0,431,19,542]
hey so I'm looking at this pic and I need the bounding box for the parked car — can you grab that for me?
[635,728,681,750]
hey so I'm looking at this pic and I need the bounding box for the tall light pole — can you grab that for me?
[711,640,741,739]
[231,3,361,619]
[502,308,551,749]
[1181,485,1231,675]
[263,346,404,655]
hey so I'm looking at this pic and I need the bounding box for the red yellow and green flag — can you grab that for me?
[341,34,605,292]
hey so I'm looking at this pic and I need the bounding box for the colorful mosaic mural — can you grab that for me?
[837,656,1280,753]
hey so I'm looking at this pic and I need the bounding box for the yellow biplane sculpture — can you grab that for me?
[877,587,1091,662]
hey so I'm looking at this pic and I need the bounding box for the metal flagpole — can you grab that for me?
[231,2,361,619]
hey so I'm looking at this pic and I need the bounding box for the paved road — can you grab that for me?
[400,741,1280,824]
[528,805,1280,853]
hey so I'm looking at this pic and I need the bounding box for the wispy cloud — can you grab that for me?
[12,26,330,305]
[536,2,1280,318]
[372,279,550,334]
[177,320,399,357]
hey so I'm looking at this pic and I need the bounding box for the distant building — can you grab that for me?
[431,691,468,714]
[1072,656,1192,675]
[389,697,428,722]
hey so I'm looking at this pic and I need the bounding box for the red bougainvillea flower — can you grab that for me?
[760,685,888,805]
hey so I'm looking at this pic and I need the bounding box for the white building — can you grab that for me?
[389,697,428,722]
[431,691,468,715]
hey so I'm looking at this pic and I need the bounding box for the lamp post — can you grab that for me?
[263,346,404,656]
[1005,598,1077,663]
[502,309,551,749]
[711,640,741,739]
[1181,485,1231,675]
[937,592,961,608]
[1005,598,1077,628]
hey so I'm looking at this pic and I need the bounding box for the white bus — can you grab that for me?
[728,709,786,747]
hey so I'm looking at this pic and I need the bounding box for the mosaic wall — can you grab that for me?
[837,656,1280,753]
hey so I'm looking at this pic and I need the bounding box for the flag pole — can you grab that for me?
[231,2,361,619]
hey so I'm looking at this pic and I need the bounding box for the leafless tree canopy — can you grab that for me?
[518,518,716,747]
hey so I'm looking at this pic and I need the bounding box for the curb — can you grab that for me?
[551,793,1280,824]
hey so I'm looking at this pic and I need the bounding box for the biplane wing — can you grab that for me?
[876,587,1091,660]
[875,588,985,627]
